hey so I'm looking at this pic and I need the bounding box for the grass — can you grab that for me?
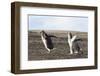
[28,30,88,61]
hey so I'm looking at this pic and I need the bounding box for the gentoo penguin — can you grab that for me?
[68,32,77,54]
[40,30,56,53]
[68,32,83,54]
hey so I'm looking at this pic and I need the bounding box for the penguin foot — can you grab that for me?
[70,52,74,54]
[74,51,78,54]
[53,48,56,50]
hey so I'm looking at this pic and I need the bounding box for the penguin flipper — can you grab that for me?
[71,35,77,42]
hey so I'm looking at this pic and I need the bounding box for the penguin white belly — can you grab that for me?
[41,35,50,52]
[68,39,73,54]
[41,35,47,48]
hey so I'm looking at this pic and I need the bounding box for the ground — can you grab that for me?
[28,30,88,61]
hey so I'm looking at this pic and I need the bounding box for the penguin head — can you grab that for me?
[40,30,47,38]
[40,30,45,35]
[68,32,72,39]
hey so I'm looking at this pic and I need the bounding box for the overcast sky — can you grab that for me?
[28,15,88,32]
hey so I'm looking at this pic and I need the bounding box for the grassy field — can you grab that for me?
[28,30,88,61]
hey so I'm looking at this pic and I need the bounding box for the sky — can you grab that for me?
[28,15,88,32]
